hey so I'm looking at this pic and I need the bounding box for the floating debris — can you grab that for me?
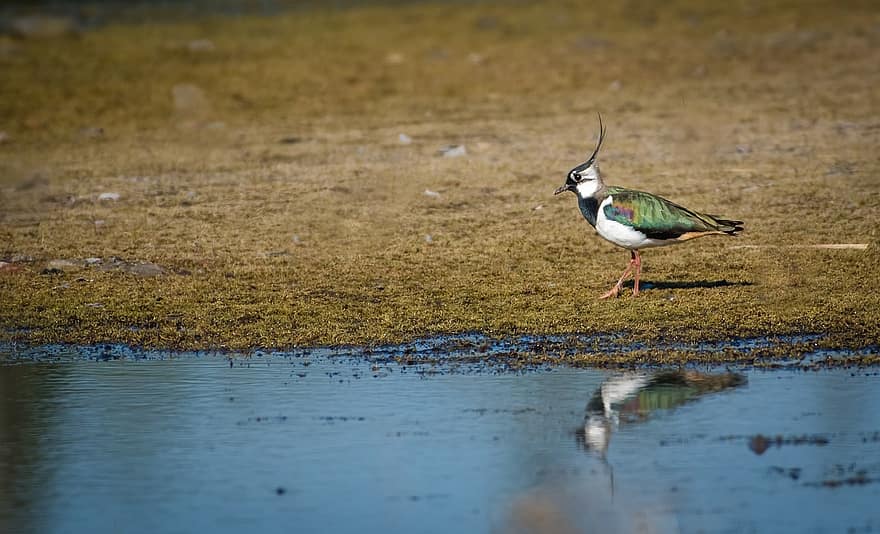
[398,133,412,145]
[97,192,120,201]
[803,463,877,488]
[316,416,366,423]
[749,433,829,455]
[423,189,441,198]
[769,466,802,480]
[809,475,876,488]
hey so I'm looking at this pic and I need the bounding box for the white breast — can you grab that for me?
[595,196,671,249]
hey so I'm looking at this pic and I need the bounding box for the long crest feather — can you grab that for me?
[586,112,605,165]
[564,112,607,183]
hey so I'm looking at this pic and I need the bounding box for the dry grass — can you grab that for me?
[1,0,879,354]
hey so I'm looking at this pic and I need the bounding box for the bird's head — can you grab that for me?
[555,113,606,198]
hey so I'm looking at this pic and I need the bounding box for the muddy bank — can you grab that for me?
[2,333,878,368]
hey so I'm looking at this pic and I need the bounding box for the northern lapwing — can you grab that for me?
[555,115,744,299]
[577,371,746,456]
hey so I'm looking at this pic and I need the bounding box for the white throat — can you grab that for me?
[574,165,601,198]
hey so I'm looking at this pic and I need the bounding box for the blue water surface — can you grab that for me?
[1,344,879,533]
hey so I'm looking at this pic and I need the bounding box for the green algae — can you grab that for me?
[1,1,879,358]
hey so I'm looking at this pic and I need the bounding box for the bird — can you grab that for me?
[555,115,744,299]
[576,370,746,456]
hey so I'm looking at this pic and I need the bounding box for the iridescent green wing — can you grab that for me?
[603,187,720,239]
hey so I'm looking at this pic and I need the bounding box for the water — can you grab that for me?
[1,345,879,533]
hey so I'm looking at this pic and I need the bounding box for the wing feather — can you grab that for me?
[603,187,735,240]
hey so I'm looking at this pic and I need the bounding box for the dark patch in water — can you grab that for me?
[769,466,802,480]
[748,433,830,455]
[804,464,878,489]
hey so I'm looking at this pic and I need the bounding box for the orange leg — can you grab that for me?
[599,250,641,299]
[632,250,642,296]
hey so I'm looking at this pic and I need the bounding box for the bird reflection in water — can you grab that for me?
[502,371,745,534]
[577,370,746,457]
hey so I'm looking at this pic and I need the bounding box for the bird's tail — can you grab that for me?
[709,216,744,236]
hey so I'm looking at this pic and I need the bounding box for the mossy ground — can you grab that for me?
[1,0,879,360]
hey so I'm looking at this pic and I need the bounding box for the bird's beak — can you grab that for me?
[554,184,571,195]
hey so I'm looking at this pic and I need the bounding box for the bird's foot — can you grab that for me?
[599,286,621,300]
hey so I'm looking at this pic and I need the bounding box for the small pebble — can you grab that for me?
[187,39,215,52]
[124,263,165,277]
[438,145,467,158]
[0,261,20,273]
[385,52,404,64]
[10,16,78,38]
[46,259,83,272]
[172,83,209,113]
[79,127,104,140]
[467,52,486,64]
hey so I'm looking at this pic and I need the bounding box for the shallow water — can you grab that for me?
[1,344,879,533]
